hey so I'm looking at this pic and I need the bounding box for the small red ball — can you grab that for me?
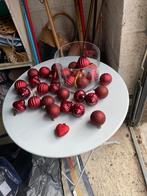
[76,77,89,89]
[60,101,73,113]
[28,96,41,109]
[51,63,61,81]
[15,80,28,91]
[68,62,77,69]
[18,87,31,99]
[39,66,50,78]
[12,99,26,114]
[74,90,86,102]
[65,75,75,87]
[90,110,106,127]
[62,68,71,79]
[95,85,108,99]
[86,64,98,81]
[76,56,90,68]
[41,95,54,107]
[57,88,70,100]
[85,93,98,106]
[46,104,60,120]
[49,81,60,93]
[37,82,49,95]
[29,76,40,88]
[72,103,85,117]
[100,73,112,86]
[28,68,38,78]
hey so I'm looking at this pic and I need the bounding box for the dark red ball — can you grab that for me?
[85,93,98,106]
[46,104,60,120]
[60,101,73,113]
[68,61,77,69]
[41,95,54,107]
[51,63,61,81]
[28,96,41,109]
[15,80,28,91]
[29,76,40,88]
[76,77,89,89]
[74,90,86,102]
[12,99,26,114]
[95,85,108,99]
[49,81,60,93]
[18,87,31,99]
[65,75,75,87]
[39,66,50,78]
[76,56,90,68]
[61,68,71,79]
[100,73,112,86]
[37,82,49,95]
[57,88,70,100]
[72,103,85,117]
[28,68,38,78]
[90,110,106,127]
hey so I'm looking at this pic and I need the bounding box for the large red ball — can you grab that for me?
[95,85,108,99]
[39,66,50,78]
[60,101,73,113]
[65,75,75,87]
[28,96,41,109]
[76,77,89,89]
[72,103,85,117]
[15,80,28,91]
[85,93,98,106]
[41,95,54,107]
[28,68,38,78]
[13,99,26,113]
[46,104,60,120]
[90,110,106,127]
[49,81,60,93]
[29,76,40,88]
[74,90,86,102]
[76,56,90,68]
[100,73,112,86]
[37,82,49,95]
[18,87,31,99]
[57,88,70,100]
[61,68,71,79]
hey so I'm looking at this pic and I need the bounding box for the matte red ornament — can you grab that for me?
[39,66,50,78]
[15,80,28,91]
[85,93,98,106]
[76,56,90,68]
[76,77,89,89]
[28,96,41,109]
[46,104,60,120]
[100,73,112,86]
[29,76,40,88]
[41,95,54,107]
[68,62,77,69]
[37,82,49,95]
[18,87,31,99]
[61,68,71,79]
[74,90,86,102]
[60,101,73,113]
[90,110,106,127]
[12,99,26,114]
[28,68,38,78]
[49,81,60,93]
[55,123,70,137]
[72,103,85,117]
[57,87,70,100]
[65,75,75,87]
[95,85,108,99]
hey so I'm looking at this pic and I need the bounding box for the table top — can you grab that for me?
[2,59,129,158]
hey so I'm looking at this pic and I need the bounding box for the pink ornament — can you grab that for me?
[76,77,89,89]
[60,101,73,113]
[41,95,54,107]
[15,80,28,91]
[37,82,49,95]
[28,96,41,109]
[95,85,108,99]
[74,90,86,102]
[85,93,98,106]
[46,104,60,120]
[72,103,85,117]
[76,56,90,68]
[18,87,31,99]
[100,73,112,86]
[29,76,40,88]
[28,68,38,78]
[12,99,26,114]
[49,81,60,93]
[90,110,106,127]
[57,88,70,100]
[39,66,50,78]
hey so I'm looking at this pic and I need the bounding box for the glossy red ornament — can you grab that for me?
[74,90,86,102]
[76,77,89,89]
[49,81,60,93]
[57,87,70,100]
[37,82,49,95]
[46,104,60,120]
[15,80,28,91]
[85,93,98,106]
[60,101,73,113]
[55,123,69,137]
[76,56,90,68]
[39,66,50,78]
[65,75,75,87]
[95,85,108,99]
[18,87,31,99]
[28,68,38,78]
[28,96,41,109]
[61,68,71,79]
[51,63,61,81]
[68,61,77,69]
[29,76,40,88]
[41,95,54,107]
[72,103,85,117]
[12,99,26,114]
[100,73,112,86]
[90,110,106,127]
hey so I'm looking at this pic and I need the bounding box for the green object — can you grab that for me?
[0,0,10,16]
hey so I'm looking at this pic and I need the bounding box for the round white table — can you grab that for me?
[2,59,129,158]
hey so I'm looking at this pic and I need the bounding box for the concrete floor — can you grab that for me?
[81,124,147,196]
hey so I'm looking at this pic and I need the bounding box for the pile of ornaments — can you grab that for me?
[12,57,112,138]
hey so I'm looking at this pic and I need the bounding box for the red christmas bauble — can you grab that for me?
[57,88,70,100]
[85,93,98,106]
[41,95,54,107]
[76,56,90,68]
[39,66,50,78]
[29,76,40,88]
[51,63,61,81]
[76,77,89,89]
[74,90,86,102]
[95,85,108,99]
[55,123,70,137]
[68,62,77,69]
[28,96,41,109]
[65,75,75,87]
[18,87,31,99]
[49,81,60,93]
[72,103,85,117]
[61,68,71,79]
[12,99,26,114]
[86,64,98,81]
[46,104,60,120]
[28,68,38,78]
[100,73,112,86]
[60,100,73,113]
[15,80,28,91]
[37,82,49,95]
[90,110,106,127]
